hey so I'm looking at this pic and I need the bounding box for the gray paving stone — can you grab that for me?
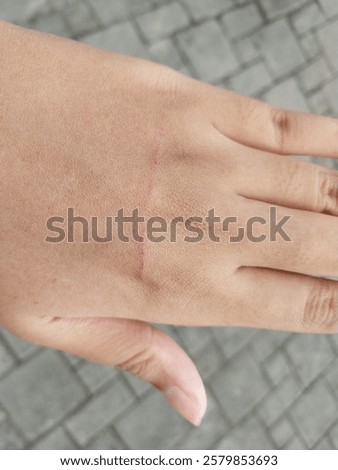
[177,21,239,82]
[325,357,338,398]
[286,335,334,386]
[314,435,334,450]
[157,324,179,340]
[66,381,134,446]
[298,58,332,92]
[47,0,81,12]
[215,414,273,450]
[258,375,301,426]
[29,12,71,36]
[308,88,331,114]
[123,371,151,397]
[329,421,338,449]
[0,350,86,441]
[270,417,295,447]
[292,4,325,35]
[63,352,83,367]
[300,33,321,59]
[321,78,338,115]
[263,350,290,386]
[137,2,190,42]
[251,331,290,361]
[194,341,225,380]
[152,0,174,4]
[87,0,153,25]
[290,382,337,448]
[64,1,99,37]
[317,20,338,73]
[0,410,24,450]
[0,329,39,361]
[328,335,338,354]
[76,360,117,393]
[235,37,261,64]
[283,434,305,449]
[258,0,308,19]
[149,38,185,70]
[0,0,42,23]
[177,64,191,76]
[263,78,309,112]
[229,61,271,96]
[87,429,126,450]
[177,327,212,355]
[173,394,230,449]
[115,391,189,449]
[222,4,263,39]
[213,327,257,358]
[33,427,75,450]
[253,20,306,78]
[318,0,338,17]
[310,156,336,170]
[181,0,233,21]
[0,340,15,378]
[211,350,269,422]
[82,22,149,58]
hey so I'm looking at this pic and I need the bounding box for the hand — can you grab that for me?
[1,21,338,425]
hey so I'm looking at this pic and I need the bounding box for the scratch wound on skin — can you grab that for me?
[139,126,164,282]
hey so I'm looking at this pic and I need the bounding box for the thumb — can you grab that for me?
[2,315,207,426]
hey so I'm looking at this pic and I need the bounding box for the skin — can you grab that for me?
[1,20,338,426]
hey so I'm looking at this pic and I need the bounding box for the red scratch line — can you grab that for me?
[139,126,164,280]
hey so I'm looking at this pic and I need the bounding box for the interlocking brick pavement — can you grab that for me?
[0,0,338,450]
[0,351,87,442]
[257,0,309,20]
[177,21,240,82]
[83,21,150,58]
[317,20,338,73]
[136,2,190,41]
[65,382,134,446]
[222,4,263,39]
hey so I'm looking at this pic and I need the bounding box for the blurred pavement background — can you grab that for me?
[1,0,338,450]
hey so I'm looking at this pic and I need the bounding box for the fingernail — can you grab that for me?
[164,386,207,426]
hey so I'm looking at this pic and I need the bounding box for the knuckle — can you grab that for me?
[303,281,338,333]
[316,171,338,215]
[269,107,291,152]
